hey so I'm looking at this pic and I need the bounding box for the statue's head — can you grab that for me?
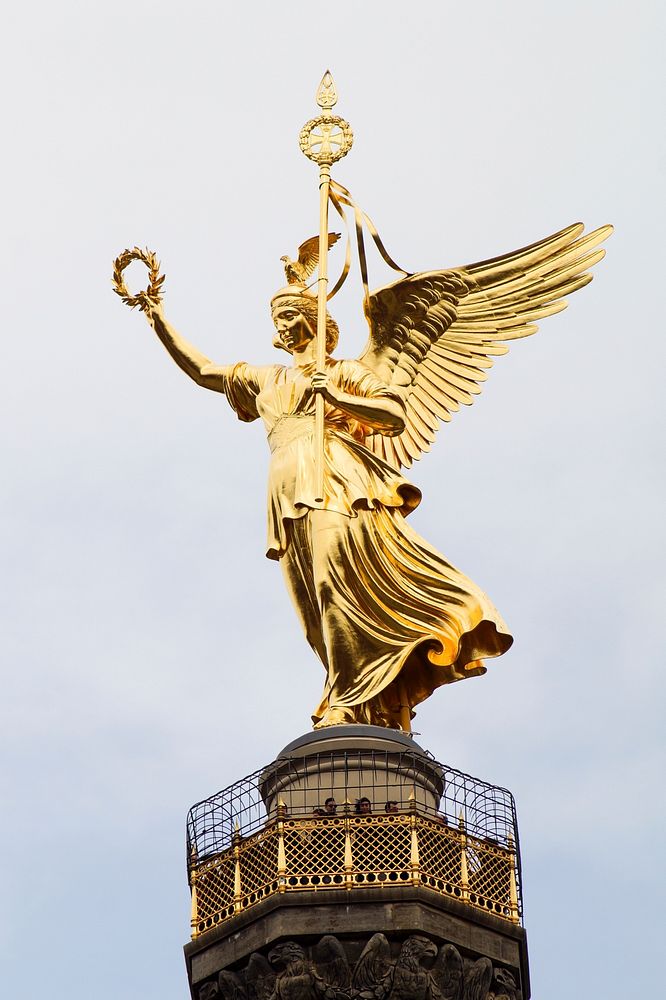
[270,285,339,355]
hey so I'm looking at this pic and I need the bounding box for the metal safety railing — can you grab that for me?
[189,804,520,938]
[187,750,522,938]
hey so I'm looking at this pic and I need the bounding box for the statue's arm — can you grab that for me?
[331,391,405,435]
[147,305,231,392]
[312,368,405,436]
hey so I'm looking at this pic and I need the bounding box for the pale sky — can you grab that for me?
[1,2,664,998]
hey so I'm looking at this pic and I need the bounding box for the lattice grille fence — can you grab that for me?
[466,839,514,918]
[239,828,280,904]
[284,818,346,878]
[349,814,411,877]
[190,813,519,936]
[418,818,464,888]
[192,856,235,931]
[188,748,522,937]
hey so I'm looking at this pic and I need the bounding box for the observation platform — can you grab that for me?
[186,727,523,939]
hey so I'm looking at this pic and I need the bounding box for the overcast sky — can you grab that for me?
[1,2,664,998]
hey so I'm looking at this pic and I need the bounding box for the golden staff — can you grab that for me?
[299,72,353,503]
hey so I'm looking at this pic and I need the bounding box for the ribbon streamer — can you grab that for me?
[326,180,412,304]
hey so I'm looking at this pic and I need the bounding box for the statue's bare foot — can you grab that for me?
[313,707,356,728]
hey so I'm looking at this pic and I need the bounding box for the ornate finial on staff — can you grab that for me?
[299,72,354,503]
[316,70,338,110]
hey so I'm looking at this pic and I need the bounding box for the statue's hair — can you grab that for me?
[271,295,339,353]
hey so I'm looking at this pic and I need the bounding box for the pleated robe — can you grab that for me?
[221,357,512,728]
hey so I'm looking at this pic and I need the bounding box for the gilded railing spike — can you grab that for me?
[410,811,420,885]
[233,840,242,914]
[344,815,354,890]
[190,879,199,937]
[277,800,287,891]
[508,833,519,923]
[459,812,469,902]
[277,835,287,891]
[189,840,200,934]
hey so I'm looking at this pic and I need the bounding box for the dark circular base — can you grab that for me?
[277,725,429,759]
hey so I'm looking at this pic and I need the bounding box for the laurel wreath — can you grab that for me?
[112,247,165,311]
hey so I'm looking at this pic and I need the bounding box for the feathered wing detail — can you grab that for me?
[430,944,464,1000]
[314,935,351,990]
[359,222,613,469]
[199,984,220,1000]
[462,958,493,1000]
[352,933,393,996]
[218,972,248,1000]
[245,954,277,1000]
[297,233,341,281]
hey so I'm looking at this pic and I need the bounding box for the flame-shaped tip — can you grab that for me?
[316,70,338,109]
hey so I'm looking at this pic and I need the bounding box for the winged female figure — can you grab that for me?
[141,221,611,731]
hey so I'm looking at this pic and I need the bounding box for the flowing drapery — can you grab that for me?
[221,358,512,727]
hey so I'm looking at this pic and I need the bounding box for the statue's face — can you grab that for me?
[272,304,314,354]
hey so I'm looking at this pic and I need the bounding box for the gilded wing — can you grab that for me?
[297,233,341,281]
[359,222,613,470]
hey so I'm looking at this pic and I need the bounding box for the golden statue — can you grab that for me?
[113,74,611,732]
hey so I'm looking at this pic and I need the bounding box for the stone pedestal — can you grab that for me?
[185,885,530,1000]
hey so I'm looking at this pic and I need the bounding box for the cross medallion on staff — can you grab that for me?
[304,121,347,160]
